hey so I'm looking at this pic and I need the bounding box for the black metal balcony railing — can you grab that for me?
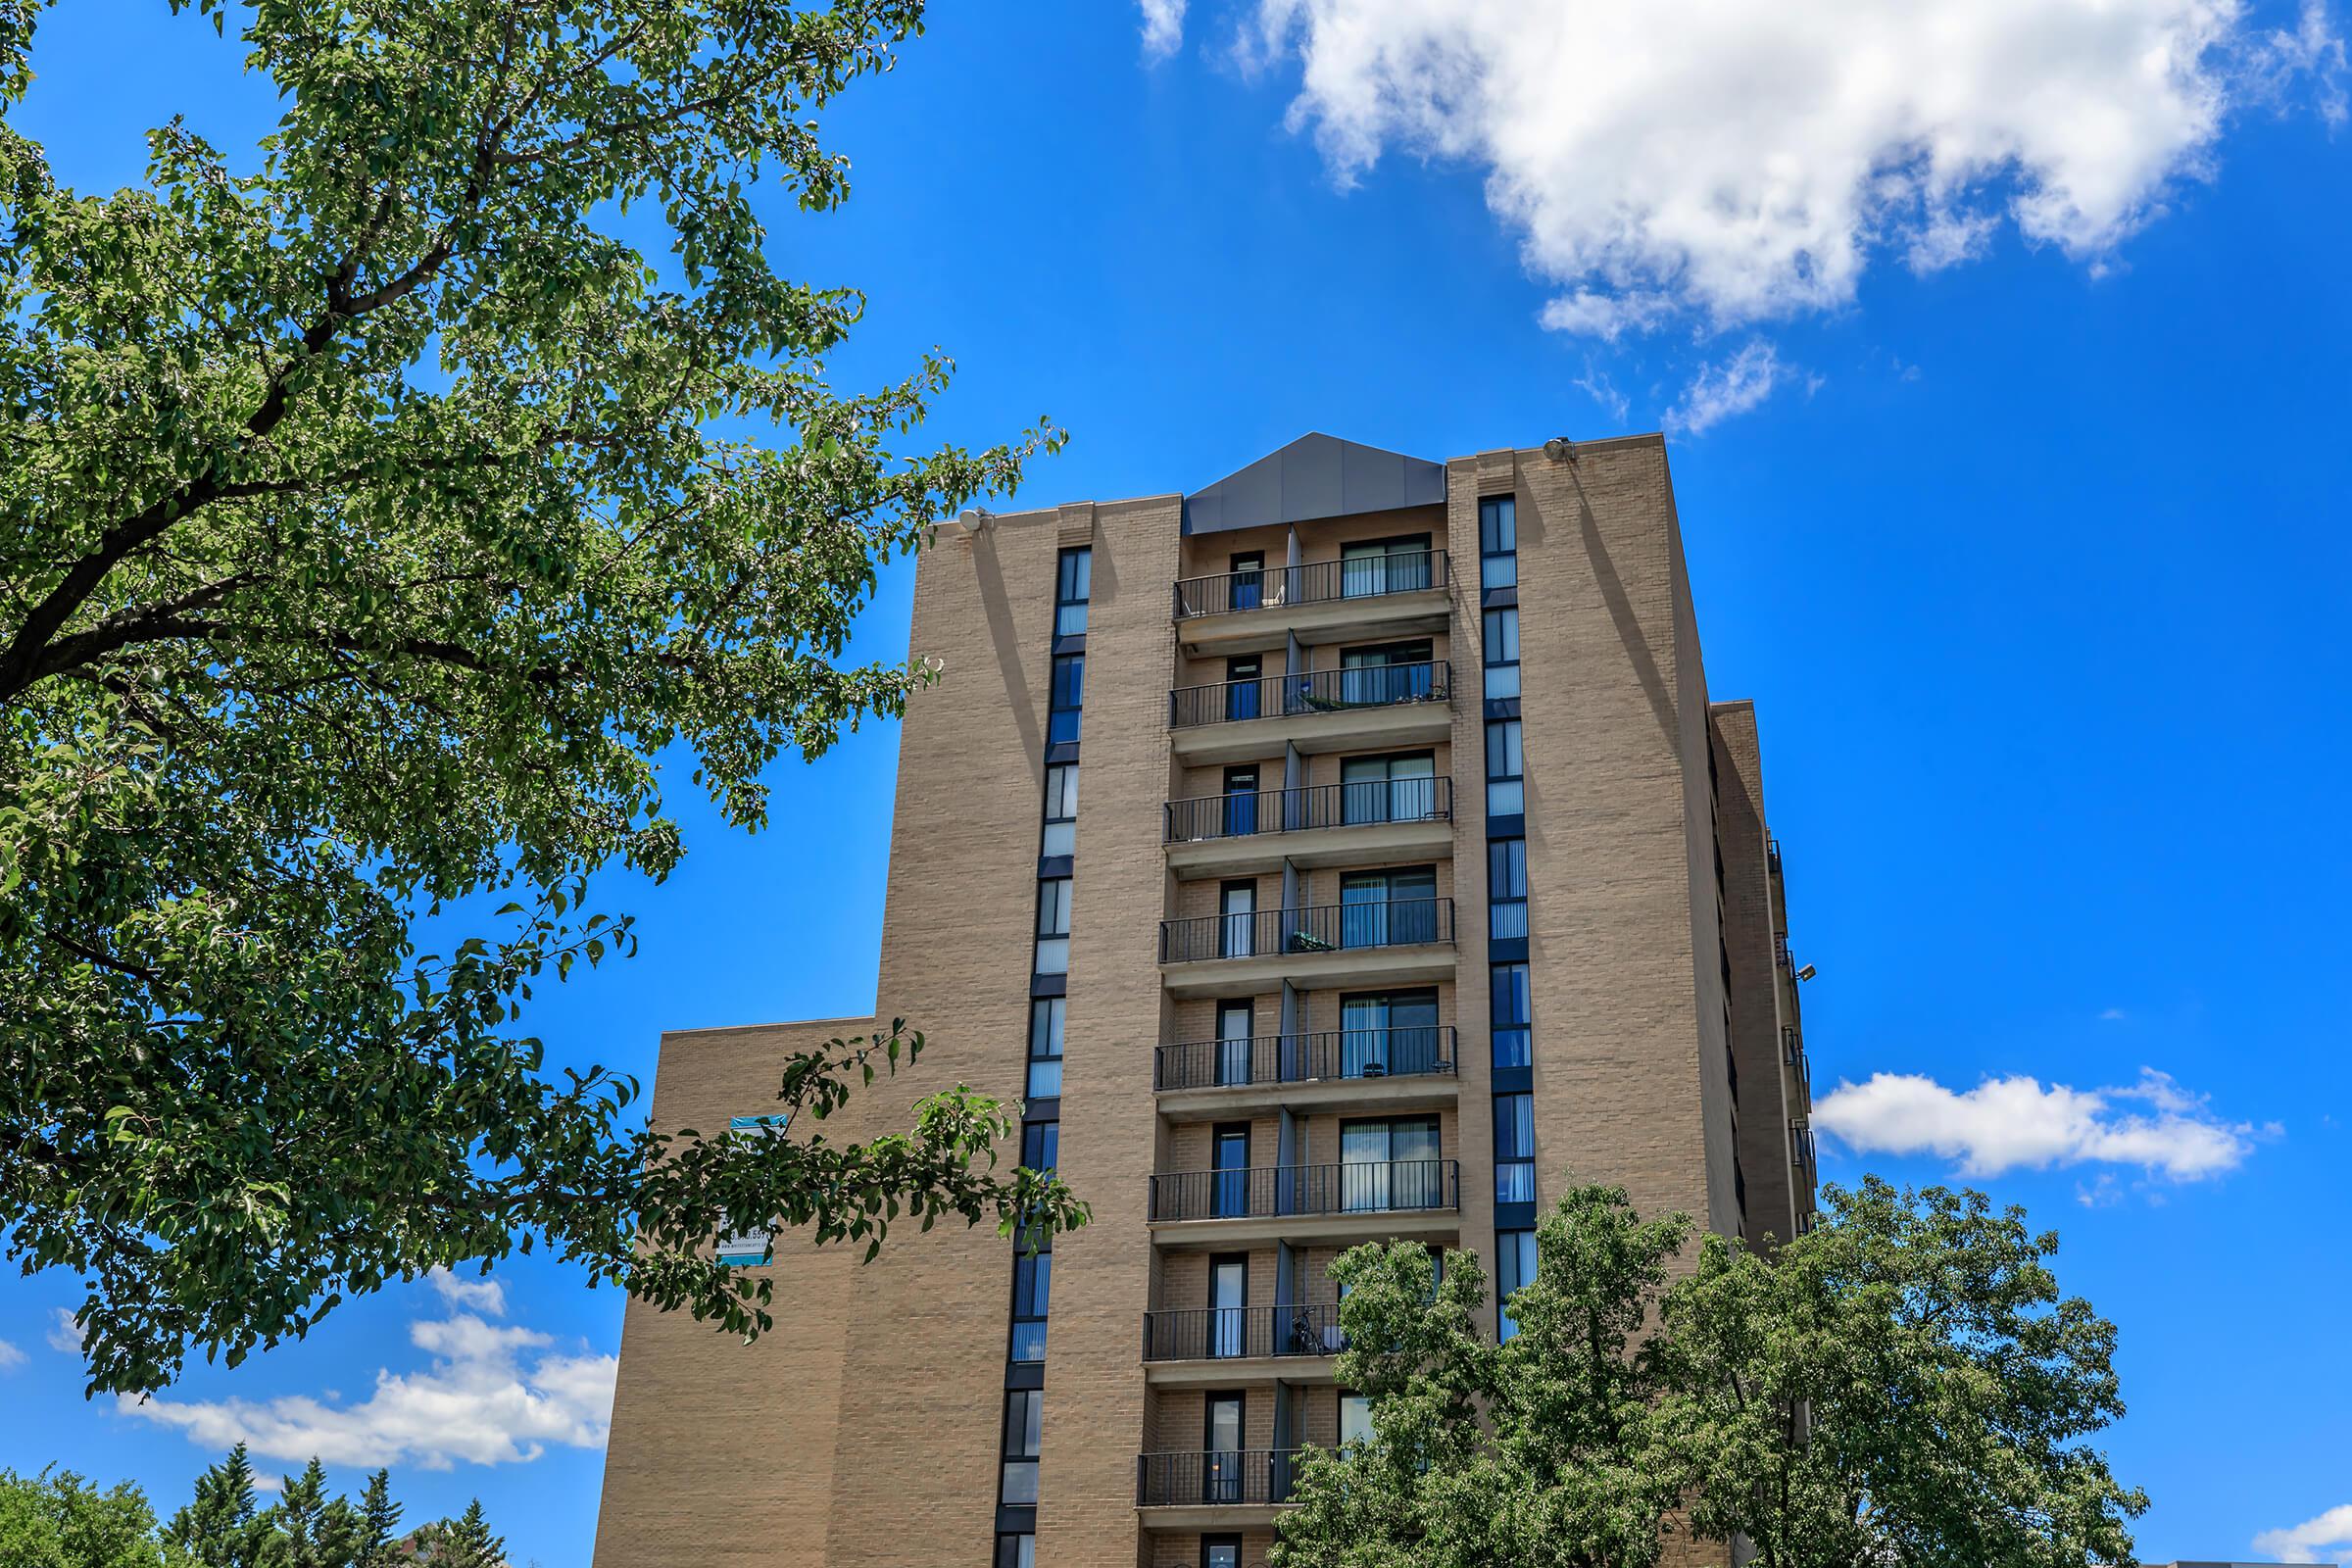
[1143,1302,1346,1362]
[1169,662,1452,730]
[1789,1119,1816,1170]
[1138,1449,1302,1508]
[1172,551,1449,620]
[1149,1159,1460,1223]
[1164,776,1453,844]
[1154,1026,1458,1092]
[1159,898,1454,964]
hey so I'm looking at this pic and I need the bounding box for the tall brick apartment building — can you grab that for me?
[593,432,1820,1568]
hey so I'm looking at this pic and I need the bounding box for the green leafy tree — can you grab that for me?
[167,1445,277,1568]
[0,1465,177,1568]
[1275,1180,2147,1568]
[0,0,1081,1397]
[1273,1186,1693,1568]
[1659,1178,2148,1568]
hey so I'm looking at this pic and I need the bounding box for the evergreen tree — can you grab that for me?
[166,1446,277,1568]
[416,1500,505,1568]
[263,1459,358,1568]
[351,1473,401,1568]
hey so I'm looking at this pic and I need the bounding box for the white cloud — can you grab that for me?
[0,1339,24,1371]
[47,1307,85,1354]
[1140,0,1188,59]
[1573,363,1631,425]
[2099,1007,2129,1021]
[1191,0,2345,333]
[1814,1066,2262,1182]
[2255,1501,2352,1561]
[121,1298,616,1471]
[426,1266,509,1318]
[1665,340,1788,435]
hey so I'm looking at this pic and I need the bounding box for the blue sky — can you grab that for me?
[4,1,2350,1563]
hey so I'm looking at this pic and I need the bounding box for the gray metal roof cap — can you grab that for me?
[1183,432,1446,535]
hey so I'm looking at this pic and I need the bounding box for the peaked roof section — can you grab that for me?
[1182,432,1446,535]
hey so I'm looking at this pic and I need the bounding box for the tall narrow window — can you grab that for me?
[1026,998,1064,1099]
[1483,607,1521,699]
[1496,1229,1537,1341]
[1215,1000,1253,1087]
[1000,1390,1043,1504]
[1480,495,1518,589]
[1494,1093,1536,1204]
[996,1537,1036,1568]
[1491,961,1532,1069]
[1021,1120,1059,1176]
[1486,718,1525,815]
[1048,654,1085,744]
[1489,838,1528,941]
[1033,877,1071,974]
[1009,1245,1052,1363]
[1039,763,1078,858]
[1201,1536,1242,1568]
[1055,547,1091,637]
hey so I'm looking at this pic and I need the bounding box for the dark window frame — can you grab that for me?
[1483,605,1522,698]
[1485,717,1525,816]
[1055,547,1092,637]
[999,1388,1043,1505]
[1008,1242,1052,1365]
[1026,997,1064,1101]
[1494,1092,1536,1205]
[1491,960,1533,1069]
[1479,495,1518,589]
[1048,653,1085,743]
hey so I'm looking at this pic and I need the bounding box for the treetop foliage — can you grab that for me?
[0,0,1080,1397]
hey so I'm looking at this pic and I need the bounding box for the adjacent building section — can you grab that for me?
[593,432,1819,1568]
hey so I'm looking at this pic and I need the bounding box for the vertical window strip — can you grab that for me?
[1479,495,1518,590]
[1055,547,1091,636]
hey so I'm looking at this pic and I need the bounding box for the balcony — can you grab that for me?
[1163,777,1455,879]
[1137,1449,1301,1521]
[1783,1025,1812,1107]
[1154,1027,1458,1117]
[1142,1303,1346,1383]
[1167,662,1453,765]
[1148,1159,1460,1249]
[1157,898,1455,999]
[1789,1118,1816,1173]
[1171,551,1453,656]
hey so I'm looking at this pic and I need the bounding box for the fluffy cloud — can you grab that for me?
[47,1307,84,1354]
[1140,0,1188,59]
[121,1279,614,1471]
[1814,1067,2262,1182]
[0,1339,24,1371]
[1207,0,2343,340]
[1665,340,1788,434]
[426,1266,508,1318]
[2254,1501,2352,1561]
